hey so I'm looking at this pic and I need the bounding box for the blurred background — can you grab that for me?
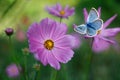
[0,0,120,80]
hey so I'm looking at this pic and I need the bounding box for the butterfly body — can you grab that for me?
[86,23,96,30]
[74,8,103,37]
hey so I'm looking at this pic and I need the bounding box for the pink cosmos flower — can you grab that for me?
[46,3,75,19]
[83,7,120,53]
[6,64,21,78]
[27,18,76,70]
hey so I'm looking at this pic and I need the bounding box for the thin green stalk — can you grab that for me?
[33,71,39,80]
[88,52,94,80]
[62,64,69,80]
[8,36,17,63]
[24,55,28,80]
[9,36,11,44]
[32,62,40,80]
[87,38,94,80]
[84,52,94,80]
[50,69,57,80]
[60,17,62,23]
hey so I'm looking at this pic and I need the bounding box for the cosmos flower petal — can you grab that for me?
[83,8,88,22]
[56,3,62,11]
[97,7,101,17]
[64,7,75,17]
[28,38,44,53]
[70,33,81,48]
[39,18,54,39]
[73,24,77,28]
[101,28,120,37]
[47,52,60,70]
[34,53,40,61]
[39,18,67,39]
[51,22,67,40]
[100,37,116,44]
[52,47,74,63]
[28,20,51,53]
[27,23,39,38]
[27,22,45,40]
[55,35,77,48]
[64,5,69,11]
[103,14,117,28]
[92,37,111,53]
[35,49,48,66]
[67,34,81,49]
[46,7,60,16]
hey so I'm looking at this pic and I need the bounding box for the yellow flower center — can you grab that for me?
[44,40,54,50]
[60,10,65,16]
[97,30,101,35]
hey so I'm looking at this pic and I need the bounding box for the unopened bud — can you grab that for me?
[33,63,40,71]
[5,28,14,36]
[22,48,29,55]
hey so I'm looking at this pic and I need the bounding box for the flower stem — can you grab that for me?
[87,38,94,80]
[33,71,38,80]
[60,17,62,23]
[24,55,28,80]
[50,69,57,80]
[88,52,94,80]
[8,36,17,63]
[9,36,11,44]
[62,64,69,80]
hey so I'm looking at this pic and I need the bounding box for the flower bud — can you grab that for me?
[33,63,40,71]
[22,48,29,55]
[5,28,14,36]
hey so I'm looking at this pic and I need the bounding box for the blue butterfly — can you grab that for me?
[74,8,103,37]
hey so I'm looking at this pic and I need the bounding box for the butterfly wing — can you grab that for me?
[87,28,97,37]
[86,19,103,37]
[89,19,103,30]
[87,8,99,23]
[74,24,87,34]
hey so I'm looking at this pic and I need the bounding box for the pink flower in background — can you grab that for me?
[6,64,20,78]
[16,26,26,42]
[46,3,75,19]
[83,7,120,53]
[27,18,77,70]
